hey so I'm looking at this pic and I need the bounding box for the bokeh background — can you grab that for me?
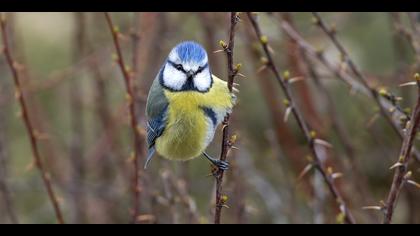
[1,12,420,224]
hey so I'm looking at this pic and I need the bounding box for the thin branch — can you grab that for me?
[214,12,240,224]
[243,20,314,196]
[69,12,87,223]
[301,51,379,222]
[383,74,420,224]
[280,18,420,163]
[312,12,407,137]
[247,12,356,224]
[104,12,144,223]
[392,13,420,54]
[280,13,324,132]
[198,12,222,74]
[0,14,65,224]
[0,114,18,224]
[390,13,420,69]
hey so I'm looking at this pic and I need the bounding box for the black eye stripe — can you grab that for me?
[168,60,208,76]
[194,63,209,75]
[168,60,186,73]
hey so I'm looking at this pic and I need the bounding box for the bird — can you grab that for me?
[144,41,237,170]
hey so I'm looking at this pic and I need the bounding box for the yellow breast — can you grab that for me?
[155,91,210,161]
[155,76,234,161]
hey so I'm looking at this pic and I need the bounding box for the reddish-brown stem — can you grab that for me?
[214,12,239,224]
[312,12,410,139]
[280,19,420,163]
[383,77,420,224]
[198,12,223,75]
[0,14,65,224]
[390,13,420,71]
[247,12,355,224]
[104,12,143,223]
[301,51,379,222]
[281,13,324,132]
[0,110,18,224]
[69,12,87,223]
[243,19,314,196]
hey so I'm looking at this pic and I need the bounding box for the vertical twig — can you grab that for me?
[247,12,355,224]
[388,13,410,82]
[243,20,314,197]
[104,12,144,223]
[198,12,222,75]
[69,12,87,223]
[214,12,240,224]
[0,35,18,223]
[390,13,420,71]
[383,74,420,224]
[0,13,65,224]
[301,52,378,222]
[0,104,18,224]
[280,13,324,132]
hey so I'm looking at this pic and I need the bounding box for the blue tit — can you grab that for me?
[144,41,237,170]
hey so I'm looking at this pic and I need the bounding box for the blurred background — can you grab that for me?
[0,12,420,224]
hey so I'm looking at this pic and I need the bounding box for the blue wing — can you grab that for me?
[144,68,169,169]
[146,107,167,149]
[144,105,167,169]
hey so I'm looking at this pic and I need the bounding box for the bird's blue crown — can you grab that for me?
[175,41,207,63]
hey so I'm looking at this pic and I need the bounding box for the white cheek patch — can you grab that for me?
[163,65,187,90]
[193,68,211,91]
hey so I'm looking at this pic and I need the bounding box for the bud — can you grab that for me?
[378,87,388,96]
[221,195,229,203]
[111,53,118,61]
[125,65,131,73]
[260,57,269,65]
[260,35,268,44]
[113,26,120,33]
[283,99,290,107]
[283,70,290,80]
[310,130,317,139]
[219,40,227,49]
[230,134,238,144]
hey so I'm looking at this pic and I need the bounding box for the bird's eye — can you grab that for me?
[175,64,183,70]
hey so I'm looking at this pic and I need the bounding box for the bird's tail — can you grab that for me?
[144,146,156,169]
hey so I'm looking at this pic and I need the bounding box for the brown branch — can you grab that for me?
[69,12,87,223]
[312,13,407,137]
[280,18,420,163]
[247,12,356,224]
[0,14,65,224]
[198,12,223,75]
[383,74,420,224]
[243,18,314,196]
[390,13,420,70]
[281,13,324,132]
[0,111,18,224]
[104,12,144,223]
[214,12,240,224]
[301,51,379,222]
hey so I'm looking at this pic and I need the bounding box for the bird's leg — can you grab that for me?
[202,152,229,171]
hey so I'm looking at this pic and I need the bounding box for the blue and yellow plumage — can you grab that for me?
[144,41,236,169]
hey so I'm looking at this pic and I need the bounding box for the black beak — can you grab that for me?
[186,71,194,79]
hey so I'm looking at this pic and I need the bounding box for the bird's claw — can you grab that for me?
[213,159,230,171]
[203,152,230,171]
